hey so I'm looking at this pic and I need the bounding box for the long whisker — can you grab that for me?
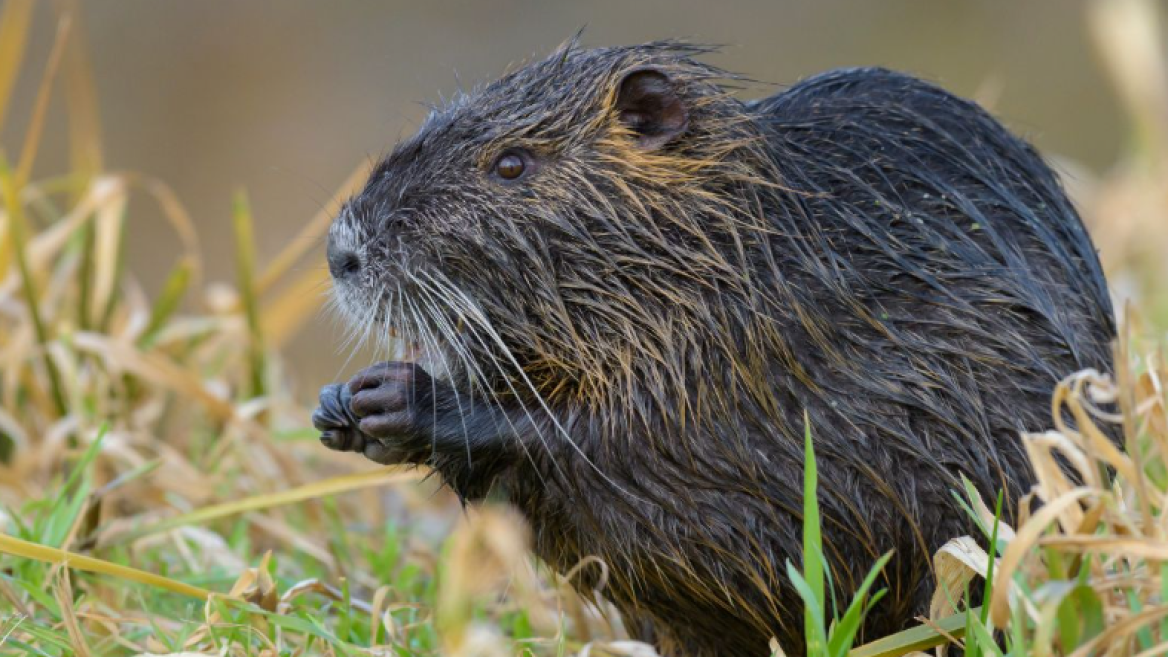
[404,294,457,466]
[410,276,553,493]
[418,270,643,504]
[328,281,385,381]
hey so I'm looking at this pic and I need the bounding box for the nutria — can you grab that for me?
[312,41,1115,656]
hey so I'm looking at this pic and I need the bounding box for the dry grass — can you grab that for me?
[0,1,1166,656]
[883,321,1168,657]
[987,335,1168,656]
[0,3,642,655]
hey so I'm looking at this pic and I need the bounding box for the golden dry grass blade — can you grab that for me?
[109,467,420,545]
[53,0,103,179]
[255,162,372,296]
[1055,373,1135,482]
[28,176,111,264]
[1067,606,1168,657]
[930,536,992,621]
[369,584,393,644]
[0,532,213,600]
[1021,431,1092,530]
[15,15,70,187]
[989,488,1092,627]
[71,331,236,420]
[1114,305,1157,532]
[0,0,34,134]
[0,175,118,302]
[226,550,278,611]
[0,210,8,282]
[89,177,128,328]
[436,506,555,655]
[124,173,202,291]
[54,565,94,657]
[0,576,31,618]
[1038,536,1168,561]
[263,264,331,348]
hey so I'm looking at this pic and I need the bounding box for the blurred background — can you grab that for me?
[1,3,1166,653]
[5,0,1164,399]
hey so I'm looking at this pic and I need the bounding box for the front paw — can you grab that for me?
[312,382,367,453]
[345,362,435,464]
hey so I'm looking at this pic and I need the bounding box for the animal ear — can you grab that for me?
[614,69,689,151]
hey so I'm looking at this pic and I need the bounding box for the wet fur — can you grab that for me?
[324,42,1115,656]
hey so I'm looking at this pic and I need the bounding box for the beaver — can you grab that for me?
[312,42,1115,656]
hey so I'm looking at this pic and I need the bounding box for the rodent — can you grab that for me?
[312,41,1115,657]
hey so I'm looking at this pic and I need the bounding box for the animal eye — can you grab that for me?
[494,152,527,180]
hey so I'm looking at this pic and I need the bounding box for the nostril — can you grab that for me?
[340,253,361,278]
[328,248,362,282]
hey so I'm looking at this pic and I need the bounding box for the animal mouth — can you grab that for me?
[331,276,466,380]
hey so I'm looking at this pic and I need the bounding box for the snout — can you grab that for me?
[327,235,362,284]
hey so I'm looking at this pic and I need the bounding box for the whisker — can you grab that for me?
[418,270,643,503]
[410,276,553,494]
[404,294,451,465]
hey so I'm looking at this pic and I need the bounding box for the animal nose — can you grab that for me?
[327,240,362,282]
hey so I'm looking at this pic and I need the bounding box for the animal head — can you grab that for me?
[328,41,771,411]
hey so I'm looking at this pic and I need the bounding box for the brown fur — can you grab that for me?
[317,41,1115,656]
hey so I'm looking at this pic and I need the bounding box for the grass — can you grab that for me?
[1,1,1168,656]
[779,414,894,657]
[0,5,622,655]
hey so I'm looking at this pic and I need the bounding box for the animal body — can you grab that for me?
[313,42,1115,656]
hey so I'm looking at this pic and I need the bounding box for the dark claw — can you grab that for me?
[319,427,365,452]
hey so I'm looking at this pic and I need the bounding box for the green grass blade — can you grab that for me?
[138,256,192,347]
[55,425,106,505]
[0,154,69,417]
[2,620,73,654]
[967,615,1004,657]
[802,410,826,646]
[55,0,104,181]
[232,189,265,401]
[77,220,95,331]
[827,551,892,657]
[1160,562,1168,645]
[978,489,1004,636]
[787,559,831,656]
[849,608,975,657]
